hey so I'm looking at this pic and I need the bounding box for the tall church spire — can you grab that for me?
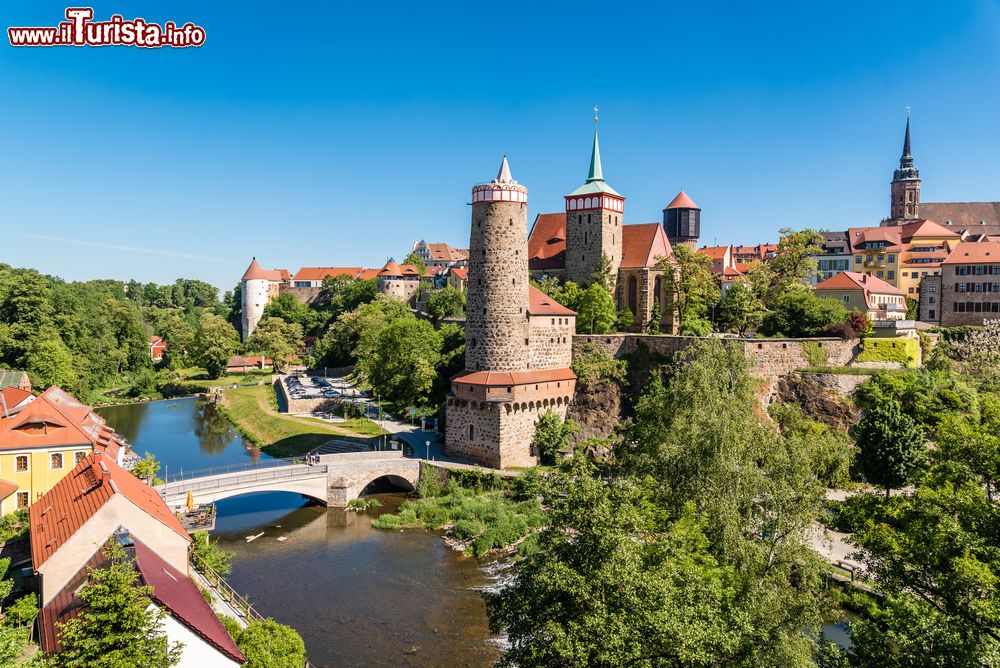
[889,111,920,221]
[587,107,603,182]
[900,115,913,168]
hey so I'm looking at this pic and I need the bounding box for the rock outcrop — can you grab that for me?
[567,379,622,444]
[774,373,862,431]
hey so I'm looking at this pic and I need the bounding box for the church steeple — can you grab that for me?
[587,117,604,182]
[889,112,921,221]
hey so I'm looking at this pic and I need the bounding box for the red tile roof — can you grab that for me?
[292,267,363,281]
[422,243,469,262]
[452,368,576,387]
[527,213,568,270]
[40,535,244,663]
[815,271,901,295]
[450,267,468,280]
[0,387,33,416]
[0,387,122,454]
[621,223,673,269]
[528,285,575,316]
[357,268,381,280]
[665,190,699,210]
[943,241,1000,264]
[698,246,730,260]
[30,454,189,570]
[0,479,16,502]
[379,260,402,277]
[899,219,961,239]
[242,258,287,281]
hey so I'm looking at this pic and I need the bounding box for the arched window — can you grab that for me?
[653,275,662,303]
[627,275,638,316]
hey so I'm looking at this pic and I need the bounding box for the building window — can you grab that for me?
[877,271,884,278]
[16,492,29,509]
[929,309,936,320]
[908,287,914,293]
[842,295,849,303]
[50,453,63,470]
[75,451,87,465]
[15,456,28,473]
[855,255,862,263]
[888,255,896,263]
[469,425,475,441]
[888,271,895,280]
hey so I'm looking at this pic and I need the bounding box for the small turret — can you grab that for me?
[663,190,701,248]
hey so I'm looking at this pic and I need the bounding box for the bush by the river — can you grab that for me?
[371,485,546,557]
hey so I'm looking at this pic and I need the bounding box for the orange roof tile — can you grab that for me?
[528,285,576,316]
[528,213,568,271]
[0,387,119,452]
[698,246,730,260]
[242,258,287,281]
[452,368,576,387]
[0,387,33,416]
[665,190,699,210]
[379,260,402,277]
[30,454,189,570]
[450,267,468,280]
[0,479,16,502]
[356,268,381,280]
[621,223,673,269]
[943,241,1000,264]
[899,219,961,239]
[292,267,363,281]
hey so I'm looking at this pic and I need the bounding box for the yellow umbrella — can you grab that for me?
[186,490,195,512]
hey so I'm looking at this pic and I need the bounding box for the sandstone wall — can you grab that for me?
[278,286,322,304]
[565,207,623,288]
[527,314,574,369]
[445,397,569,469]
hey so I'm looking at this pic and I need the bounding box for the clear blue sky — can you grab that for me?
[2,1,999,292]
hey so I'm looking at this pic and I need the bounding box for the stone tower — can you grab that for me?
[890,116,921,221]
[241,258,271,341]
[663,190,701,248]
[464,157,530,372]
[564,118,624,288]
[447,157,577,469]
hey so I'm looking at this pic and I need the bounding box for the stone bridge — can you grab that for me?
[156,451,420,509]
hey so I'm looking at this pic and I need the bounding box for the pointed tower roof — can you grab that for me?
[901,116,912,162]
[568,117,621,198]
[242,257,269,280]
[496,156,513,183]
[379,259,402,277]
[893,113,919,181]
[665,190,700,210]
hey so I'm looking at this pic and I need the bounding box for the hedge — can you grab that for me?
[855,337,921,368]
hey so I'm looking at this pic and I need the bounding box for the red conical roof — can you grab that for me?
[665,190,699,210]
[242,257,271,280]
[379,260,402,277]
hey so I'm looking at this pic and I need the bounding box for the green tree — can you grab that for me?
[130,452,161,484]
[261,293,317,332]
[532,277,584,312]
[246,316,303,373]
[424,286,467,321]
[575,282,617,334]
[532,411,578,465]
[591,253,615,291]
[855,399,926,496]
[615,308,634,332]
[645,298,661,334]
[191,529,233,576]
[158,315,195,368]
[659,245,720,333]
[360,317,442,405]
[758,290,848,338]
[25,327,77,389]
[401,251,428,274]
[190,313,240,379]
[56,540,183,667]
[234,619,306,668]
[934,393,1000,500]
[718,279,766,334]
[313,295,412,367]
[766,228,824,300]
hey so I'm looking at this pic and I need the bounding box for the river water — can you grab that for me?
[98,398,500,667]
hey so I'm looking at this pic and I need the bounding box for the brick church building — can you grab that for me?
[526,122,700,332]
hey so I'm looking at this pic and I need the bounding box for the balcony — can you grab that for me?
[863,258,887,268]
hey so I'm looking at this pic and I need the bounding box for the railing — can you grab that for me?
[160,464,328,499]
[163,457,301,483]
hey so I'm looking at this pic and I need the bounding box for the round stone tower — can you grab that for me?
[241,257,271,341]
[465,156,530,372]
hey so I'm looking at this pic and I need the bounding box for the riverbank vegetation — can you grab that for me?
[219,385,387,457]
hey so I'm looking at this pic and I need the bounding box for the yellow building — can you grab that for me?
[0,386,125,514]
[848,220,961,302]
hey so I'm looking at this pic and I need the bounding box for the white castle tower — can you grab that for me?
[240,258,282,340]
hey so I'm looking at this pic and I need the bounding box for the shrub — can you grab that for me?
[371,514,403,530]
[191,530,233,576]
[824,323,856,340]
[218,615,242,641]
[571,344,627,385]
[235,618,306,668]
[452,519,486,541]
[803,341,827,367]
[855,338,921,368]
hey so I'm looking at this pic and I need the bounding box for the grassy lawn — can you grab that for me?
[219,385,388,458]
[168,367,275,389]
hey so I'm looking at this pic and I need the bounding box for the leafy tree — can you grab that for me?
[424,287,467,321]
[766,228,824,300]
[846,311,872,338]
[571,343,627,385]
[951,325,1000,390]
[679,315,712,336]
[316,275,377,323]
[360,317,442,405]
[905,296,919,320]
[25,327,77,389]
[615,308,634,332]
[591,253,615,291]
[246,316,303,373]
[532,411,578,464]
[0,626,30,667]
[855,369,979,429]
[191,529,233,576]
[262,293,317,332]
[158,315,195,368]
[854,399,926,496]
[718,279,766,334]
[401,251,428,274]
[190,313,240,379]
[659,245,719,333]
[234,618,306,668]
[934,393,1000,500]
[313,295,411,367]
[130,452,161,484]
[56,540,183,667]
[223,283,242,332]
[5,593,39,628]
[645,298,661,334]
[575,282,617,334]
[531,277,583,312]
[758,290,848,338]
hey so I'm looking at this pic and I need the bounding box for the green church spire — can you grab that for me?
[587,107,603,183]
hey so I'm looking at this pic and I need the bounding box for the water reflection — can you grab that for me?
[192,401,237,455]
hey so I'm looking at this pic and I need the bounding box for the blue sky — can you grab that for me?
[2,1,999,292]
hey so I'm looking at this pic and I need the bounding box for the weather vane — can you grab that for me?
[906,105,911,117]
[594,106,599,125]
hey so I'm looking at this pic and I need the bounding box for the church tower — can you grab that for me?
[564,114,624,288]
[890,116,921,221]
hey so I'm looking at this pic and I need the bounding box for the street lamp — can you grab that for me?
[425,440,430,460]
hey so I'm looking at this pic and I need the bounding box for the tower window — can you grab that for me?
[469,425,475,441]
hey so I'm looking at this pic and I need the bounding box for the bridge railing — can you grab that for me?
[160,464,328,498]
[163,457,305,484]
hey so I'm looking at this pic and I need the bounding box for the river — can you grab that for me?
[98,398,501,667]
